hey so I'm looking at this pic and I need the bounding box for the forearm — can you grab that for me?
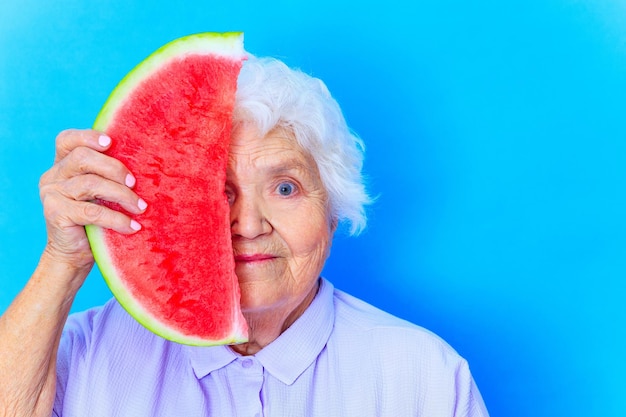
[0,253,89,417]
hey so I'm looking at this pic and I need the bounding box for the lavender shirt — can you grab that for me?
[54,279,489,416]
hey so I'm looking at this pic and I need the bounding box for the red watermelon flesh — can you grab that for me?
[86,33,248,346]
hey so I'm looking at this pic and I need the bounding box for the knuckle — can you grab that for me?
[39,175,60,203]
[41,198,56,220]
[55,129,76,152]
[79,174,102,192]
[55,129,71,147]
[71,145,90,160]
[54,129,94,163]
[39,170,52,189]
[41,192,62,221]
[82,202,106,222]
[39,183,51,203]
[68,147,91,172]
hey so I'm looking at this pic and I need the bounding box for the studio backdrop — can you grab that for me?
[1,1,625,416]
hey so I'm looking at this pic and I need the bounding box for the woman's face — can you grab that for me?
[227,124,334,321]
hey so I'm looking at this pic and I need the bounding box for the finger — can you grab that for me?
[60,174,148,215]
[78,201,142,233]
[43,191,143,234]
[52,146,136,189]
[55,129,111,163]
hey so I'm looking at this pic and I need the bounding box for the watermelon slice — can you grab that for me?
[85,32,248,346]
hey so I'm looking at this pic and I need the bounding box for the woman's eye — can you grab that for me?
[277,182,295,196]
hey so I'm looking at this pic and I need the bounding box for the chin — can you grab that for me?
[237,281,275,311]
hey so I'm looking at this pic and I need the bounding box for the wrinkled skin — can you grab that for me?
[39,129,146,272]
[227,124,335,354]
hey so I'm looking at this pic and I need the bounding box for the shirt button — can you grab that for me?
[241,358,253,368]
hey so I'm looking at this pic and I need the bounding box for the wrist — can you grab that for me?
[36,248,93,295]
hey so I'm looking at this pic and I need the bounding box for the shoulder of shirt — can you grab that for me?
[64,297,126,329]
[331,287,462,359]
[61,297,159,348]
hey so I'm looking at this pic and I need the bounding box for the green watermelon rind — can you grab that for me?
[93,32,245,130]
[85,32,248,346]
[87,226,247,346]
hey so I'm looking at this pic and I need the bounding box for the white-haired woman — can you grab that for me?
[0,56,489,416]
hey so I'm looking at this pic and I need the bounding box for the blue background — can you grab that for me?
[1,1,625,415]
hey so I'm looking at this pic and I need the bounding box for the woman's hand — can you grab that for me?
[1,128,148,417]
[38,128,147,275]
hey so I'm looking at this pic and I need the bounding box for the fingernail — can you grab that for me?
[98,135,111,147]
[130,220,142,231]
[125,174,136,188]
[138,198,148,211]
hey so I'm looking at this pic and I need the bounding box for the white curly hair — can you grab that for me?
[233,55,371,235]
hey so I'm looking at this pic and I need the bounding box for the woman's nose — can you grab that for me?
[230,193,271,239]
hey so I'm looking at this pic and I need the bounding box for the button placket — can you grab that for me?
[231,357,264,417]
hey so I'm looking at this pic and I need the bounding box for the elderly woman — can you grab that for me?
[0,57,489,416]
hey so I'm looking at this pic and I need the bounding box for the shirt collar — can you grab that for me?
[255,278,335,385]
[186,278,335,385]
[186,342,238,379]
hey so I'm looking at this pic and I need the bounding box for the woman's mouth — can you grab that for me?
[234,254,276,263]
